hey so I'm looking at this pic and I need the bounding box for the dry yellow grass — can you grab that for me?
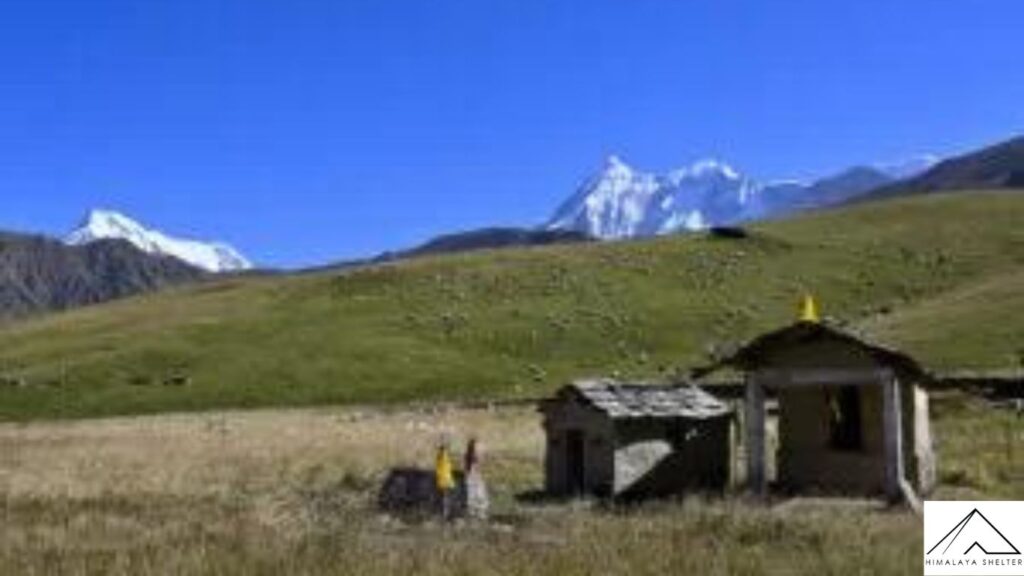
[0,396,1018,575]
[0,404,542,501]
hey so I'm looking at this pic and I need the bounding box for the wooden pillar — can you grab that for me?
[882,374,904,502]
[746,373,766,495]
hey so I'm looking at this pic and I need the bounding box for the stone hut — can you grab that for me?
[697,320,937,503]
[540,379,734,499]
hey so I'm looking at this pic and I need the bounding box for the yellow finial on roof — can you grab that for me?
[799,294,820,323]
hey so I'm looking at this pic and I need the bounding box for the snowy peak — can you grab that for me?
[601,154,633,177]
[546,155,765,240]
[547,154,661,240]
[668,158,741,183]
[65,209,252,273]
[547,151,940,240]
[67,210,157,251]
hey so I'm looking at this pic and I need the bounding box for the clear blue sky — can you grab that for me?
[2,0,1022,267]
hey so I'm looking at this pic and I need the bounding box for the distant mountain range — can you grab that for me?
[2,134,1023,319]
[544,154,938,239]
[365,137,1024,261]
[0,210,249,319]
[357,156,927,262]
[853,136,1024,203]
[0,232,204,319]
[65,210,252,273]
[546,136,1024,241]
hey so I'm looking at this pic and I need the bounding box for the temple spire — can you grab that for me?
[799,294,820,323]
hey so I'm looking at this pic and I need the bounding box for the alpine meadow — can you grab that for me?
[4,3,1024,572]
[1,192,1021,420]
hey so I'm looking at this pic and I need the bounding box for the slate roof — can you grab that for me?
[691,320,930,381]
[546,378,732,420]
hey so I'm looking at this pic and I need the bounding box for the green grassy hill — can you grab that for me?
[1,192,1022,420]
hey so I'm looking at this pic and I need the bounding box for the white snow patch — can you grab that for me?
[65,209,253,273]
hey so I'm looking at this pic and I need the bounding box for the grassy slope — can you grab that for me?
[866,269,1024,368]
[1,192,1022,420]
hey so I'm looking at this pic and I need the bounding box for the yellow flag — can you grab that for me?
[799,294,820,323]
[435,446,455,492]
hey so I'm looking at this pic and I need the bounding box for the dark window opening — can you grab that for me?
[828,386,863,451]
[565,430,585,494]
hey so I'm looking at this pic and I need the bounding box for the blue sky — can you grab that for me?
[2,0,1022,267]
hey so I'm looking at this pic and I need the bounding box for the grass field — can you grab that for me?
[0,392,1020,575]
[0,192,1022,421]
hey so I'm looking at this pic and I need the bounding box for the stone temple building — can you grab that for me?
[540,379,734,499]
[697,320,937,503]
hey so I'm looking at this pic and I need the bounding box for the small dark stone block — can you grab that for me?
[708,226,749,240]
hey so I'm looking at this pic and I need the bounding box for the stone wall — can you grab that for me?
[613,417,732,498]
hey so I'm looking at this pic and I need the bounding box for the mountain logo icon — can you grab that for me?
[927,508,1022,556]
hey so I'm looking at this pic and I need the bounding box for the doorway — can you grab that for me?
[566,429,585,494]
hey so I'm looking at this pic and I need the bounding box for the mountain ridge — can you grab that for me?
[0,231,205,320]
[380,227,592,261]
[65,209,252,273]
[854,136,1024,203]
[544,154,936,239]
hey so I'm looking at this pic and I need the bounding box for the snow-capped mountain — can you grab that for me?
[547,156,791,239]
[546,154,936,240]
[65,210,252,273]
[547,156,663,238]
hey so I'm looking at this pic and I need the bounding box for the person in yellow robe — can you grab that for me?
[435,442,455,520]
